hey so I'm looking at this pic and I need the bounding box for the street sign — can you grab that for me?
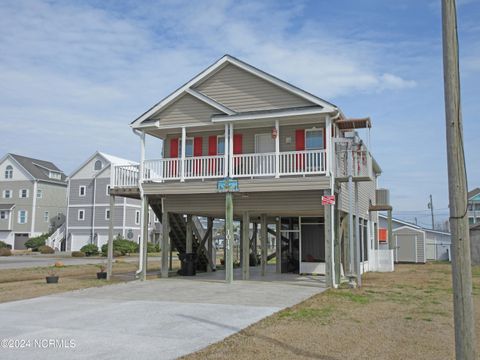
[217,178,239,193]
[322,195,336,205]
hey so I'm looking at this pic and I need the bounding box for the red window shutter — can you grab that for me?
[194,137,203,157]
[379,228,387,242]
[208,136,217,155]
[233,134,243,154]
[295,129,305,170]
[170,138,179,158]
[295,129,305,151]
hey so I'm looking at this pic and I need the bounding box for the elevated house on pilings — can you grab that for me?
[108,54,387,287]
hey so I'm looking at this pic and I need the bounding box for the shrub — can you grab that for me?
[0,240,11,249]
[147,242,160,253]
[80,244,99,257]
[113,250,123,257]
[71,251,85,257]
[38,245,55,254]
[24,233,50,251]
[101,238,139,256]
[0,248,12,256]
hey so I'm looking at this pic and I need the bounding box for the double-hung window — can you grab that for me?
[305,129,324,150]
[18,210,27,224]
[79,186,86,197]
[178,138,194,157]
[217,136,225,155]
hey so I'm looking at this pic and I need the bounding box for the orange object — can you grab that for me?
[379,228,387,242]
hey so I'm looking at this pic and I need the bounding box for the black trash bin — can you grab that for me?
[179,252,197,276]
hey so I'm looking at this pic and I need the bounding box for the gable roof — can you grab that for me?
[378,214,450,235]
[68,151,137,179]
[131,54,338,128]
[3,153,67,184]
[468,188,480,200]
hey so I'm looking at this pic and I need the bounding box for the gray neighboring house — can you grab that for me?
[66,152,160,252]
[470,222,480,265]
[467,188,480,225]
[379,214,451,263]
[0,153,67,249]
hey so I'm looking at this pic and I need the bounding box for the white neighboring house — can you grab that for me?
[379,214,451,262]
[64,151,160,252]
[0,153,67,249]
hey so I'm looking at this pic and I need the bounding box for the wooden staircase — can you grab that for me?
[149,202,210,272]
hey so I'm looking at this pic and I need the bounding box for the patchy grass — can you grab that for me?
[183,262,480,360]
[0,261,162,303]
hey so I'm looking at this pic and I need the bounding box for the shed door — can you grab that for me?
[426,243,436,260]
[14,233,29,250]
[396,234,416,262]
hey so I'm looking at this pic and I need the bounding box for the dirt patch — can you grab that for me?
[183,263,480,360]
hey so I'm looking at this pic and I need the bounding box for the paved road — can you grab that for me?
[0,255,162,270]
[0,268,325,360]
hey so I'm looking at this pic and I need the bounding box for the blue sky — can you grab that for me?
[0,0,479,227]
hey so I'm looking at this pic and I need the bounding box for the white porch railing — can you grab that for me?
[46,223,65,251]
[112,150,328,187]
[112,164,140,188]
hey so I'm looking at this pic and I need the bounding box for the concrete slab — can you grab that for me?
[0,266,325,360]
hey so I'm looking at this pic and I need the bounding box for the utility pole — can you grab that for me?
[428,194,435,230]
[442,1,477,359]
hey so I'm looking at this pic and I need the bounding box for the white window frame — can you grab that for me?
[94,160,103,171]
[78,209,85,221]
[0,211,8,220]
[135,210,140,225]
[18,210,28,224]
[49,171,61,180]
[154,215,159,223]
[37,189,43,198]
[4,165,13,179]
[3,189,12,199]
[44,211,49,222]
[105,209,110,220]
[19,189,29,198]
[179,137,194,157]
[217,135,225,155]
[305,128,324,150]
[106,185,111,196]
[79,185,86,197]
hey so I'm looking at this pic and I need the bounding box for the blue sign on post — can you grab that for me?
[217,178,239,193]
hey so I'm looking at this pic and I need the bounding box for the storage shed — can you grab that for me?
[393,226,426,263]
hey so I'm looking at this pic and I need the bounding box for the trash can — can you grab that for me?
[179,252,197,276]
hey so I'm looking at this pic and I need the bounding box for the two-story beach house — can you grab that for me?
[0,153,67,249]
[109,55,390,287]
[60,152,161,252]
[468,188,480,225]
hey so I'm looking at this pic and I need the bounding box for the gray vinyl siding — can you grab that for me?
[69,179,95,205]
[0,180,34,233]
[151,93,223,127]
[68,207,93,227]
[94,177,112,204]
[164,123,327,158]
[164,190,326,218]
[194,63,314,112]
[124,206,141,228]
[416,234,426,263]
[93,205,124,228]
[35,182,67,234]
[338,178,376,219]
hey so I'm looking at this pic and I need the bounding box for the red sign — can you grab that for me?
[322,195,336,205]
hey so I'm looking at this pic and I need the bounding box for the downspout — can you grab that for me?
[133,128,146,277]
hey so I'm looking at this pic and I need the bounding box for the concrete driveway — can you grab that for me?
[0,268,325,360]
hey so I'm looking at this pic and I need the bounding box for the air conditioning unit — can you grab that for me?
[376,188,390,206]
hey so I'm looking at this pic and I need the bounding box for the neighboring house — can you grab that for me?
[379,214,451,263]
[110,54,386,286]
[470,222,480,265]
[467,188,480,225]
[0,153,67,249]
[65,152,160,252]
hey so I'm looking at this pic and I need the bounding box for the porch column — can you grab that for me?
[140,195,149,281]
[224,124,229,177]
[106,194,115,280]
[325,115,332,175]
[260,214,267,276]
[161,203,170,278]
[276,217,281,274]
[228,123,234,178]
[180,126,186,182]
[334,206,342,286]
[324,190,333,287]
[387,209,393,250]
[207,217,214,272]
[242,211,250,280]
[225,193,234,283]
[275,119,280,178]
[186,214,193,253]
